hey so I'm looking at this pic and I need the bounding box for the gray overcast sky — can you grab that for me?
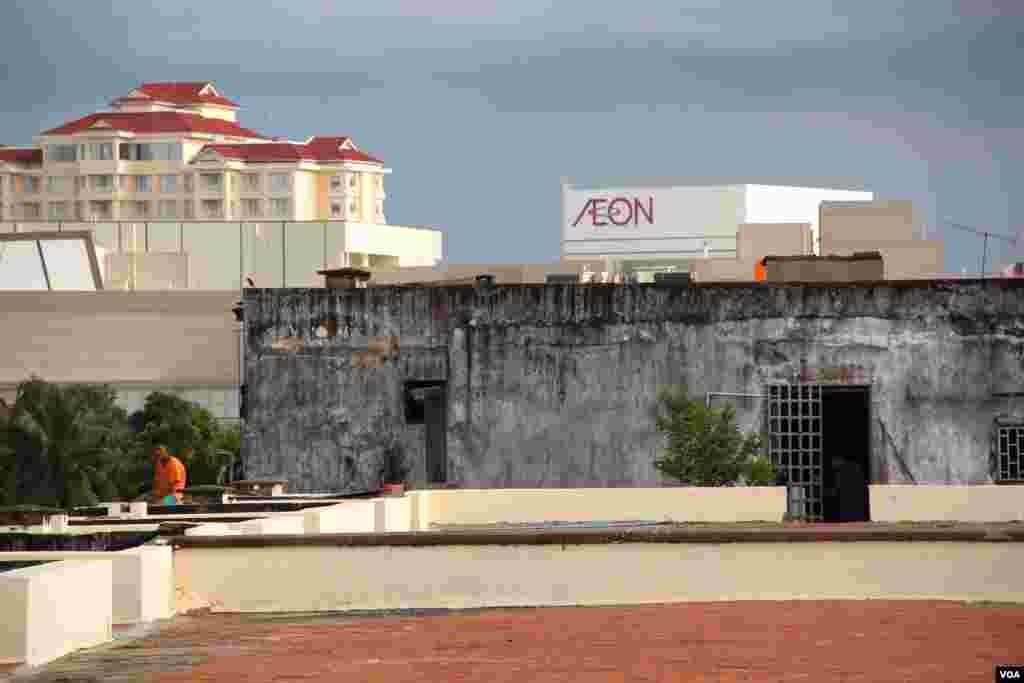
[1,1,1021,270]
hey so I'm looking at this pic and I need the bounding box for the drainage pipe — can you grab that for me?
[705,391,767,408]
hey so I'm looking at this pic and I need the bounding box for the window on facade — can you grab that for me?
[183,200,194,219]
[88,201,112,220]
[159,174,178,193]
[330,202,343,217]
[81,143,114,161]
[48,145,77,162]
[242,198,262,218]
[269,173,290,194]
[158,200,178,219]
[24,176,40,194]
[47,176,68,194]
[135,175,152,192]
[243,173,261,192]
[48,202,68,220]
[270,198,290,218]
[201,173,223,192]
[330,175,342,192]
[201,199,223,218]
[91,175,114,192]
[133,201,150,218]
[119,142,182,162]
[161,143,183,161]
[23,203,42,219]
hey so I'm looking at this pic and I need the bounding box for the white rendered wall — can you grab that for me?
[0,560,112,667]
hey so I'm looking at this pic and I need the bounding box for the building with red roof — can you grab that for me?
[1,81,392,224]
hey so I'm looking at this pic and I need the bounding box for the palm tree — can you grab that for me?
[7,379,130,509]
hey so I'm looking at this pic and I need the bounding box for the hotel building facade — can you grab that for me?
[0,82,443,417]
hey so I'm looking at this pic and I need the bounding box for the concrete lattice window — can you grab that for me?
[996,423,1024,482]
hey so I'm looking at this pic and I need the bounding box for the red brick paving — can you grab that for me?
[148,602,1024,682]
[13,601,1024,682]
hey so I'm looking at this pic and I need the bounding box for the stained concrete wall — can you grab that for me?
[242,282,1024,491]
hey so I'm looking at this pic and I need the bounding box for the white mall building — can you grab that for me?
[560,177,876,279]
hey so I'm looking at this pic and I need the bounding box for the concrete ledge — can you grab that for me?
[870,485,1024,522]
[407,487,787,530]
[184,523,242,537]
[0,546,174,624]
[237,515,306,536]
[375,496,410,533]
[304,500,377,534]
[173,531,1024,613]
[0,560,112,667]
[171,522,1024,549]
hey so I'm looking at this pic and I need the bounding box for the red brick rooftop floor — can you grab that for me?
[10,601,1024,682]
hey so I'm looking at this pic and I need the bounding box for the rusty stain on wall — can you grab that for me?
[368,335,400,353]
[270,337,305,353]
[351,351,384,369]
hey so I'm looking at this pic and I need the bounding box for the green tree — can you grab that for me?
[3,378,132,508]
[653,385,769,487]
[0,412,18,506]
[128,392,235,490]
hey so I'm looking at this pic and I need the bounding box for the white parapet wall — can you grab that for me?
[0,560,113,668]
[173,539,1024,613]
[870,485,1024,522]
[375,496,411,533]
[237,514,307,536]
[304,501,377,534]
[407,487,787,530]
[0,546,174,626]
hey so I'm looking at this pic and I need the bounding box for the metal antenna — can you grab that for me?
[943,221,1019,277]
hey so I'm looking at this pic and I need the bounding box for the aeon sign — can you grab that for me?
[572,196,654,227]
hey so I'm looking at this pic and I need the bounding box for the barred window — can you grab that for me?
[997,425,1024,481]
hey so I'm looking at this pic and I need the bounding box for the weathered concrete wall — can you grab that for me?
[242,282,1024,491]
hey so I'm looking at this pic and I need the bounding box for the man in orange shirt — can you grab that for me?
[754,257,767,282]
[152,446,187,504]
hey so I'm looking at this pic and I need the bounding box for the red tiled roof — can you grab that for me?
[39,112,267,139]
[0,148,43,165]
[126,82,240,108]
[200,138,382,164]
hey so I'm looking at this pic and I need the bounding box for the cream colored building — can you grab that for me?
[2,81,390,223]
[0,82,443,416]
[0,81,443,291]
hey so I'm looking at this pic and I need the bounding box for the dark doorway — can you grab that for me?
[404,381,447,484]
[821,386,871,522]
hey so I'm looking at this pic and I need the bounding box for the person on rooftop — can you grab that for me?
[152,445,187,504]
